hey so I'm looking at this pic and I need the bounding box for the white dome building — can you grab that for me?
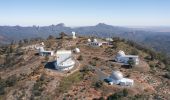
[107,70,134,86]
[117,50,125,57]
[110,71,123,80]
[93,39,98,42]
[74,48,80,53]
[39,47,44,52]
[87,39,91,42]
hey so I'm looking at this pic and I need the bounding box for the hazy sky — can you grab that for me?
[0,0,170,26]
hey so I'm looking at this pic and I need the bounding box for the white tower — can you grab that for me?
[72,32,76,39]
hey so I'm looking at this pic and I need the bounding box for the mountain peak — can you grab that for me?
[96,23,108,26]
[56,23,65,27]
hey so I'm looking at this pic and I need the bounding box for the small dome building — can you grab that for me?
[117,50,126,57]
[107,70,134,86]
[74,48,80,53]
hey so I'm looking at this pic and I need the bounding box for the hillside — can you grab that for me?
[0,35,169,100]
[0,23,170,55]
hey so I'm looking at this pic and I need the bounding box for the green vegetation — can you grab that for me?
[94,80,103,89]
[164,72,170,79]
[128,94,150,100]
[58,71,83,93]
[107,88,128,100]
[0,75,18,95]
[32,74,50,97]
[127,59,135,68]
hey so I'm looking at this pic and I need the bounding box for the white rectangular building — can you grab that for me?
[115,50,139,65]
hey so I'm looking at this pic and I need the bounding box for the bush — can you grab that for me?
[0,86,5,95]
[94,80,103,88]
[122,88,128,97]
[127,59,135,68]
[77,55,83,61]
[107,89,128,100]
[89,61,97,66]
[130,48,139,55]
[164,73,170,79]
[6,75,17,87]
[0,80,5,95]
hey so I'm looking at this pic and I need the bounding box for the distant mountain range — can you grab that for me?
[0,23,170,54]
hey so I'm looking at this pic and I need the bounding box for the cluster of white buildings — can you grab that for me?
[106,71,134,86]
[21,42,45,50]
[24,32,139,87]
[87,38,103,47]
[115,50,139,65]
[87,38,113,47]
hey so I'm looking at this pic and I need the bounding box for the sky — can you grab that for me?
[0,0,170,26]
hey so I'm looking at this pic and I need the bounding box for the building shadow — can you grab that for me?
[44,61,56,70]
[121,65,131,69]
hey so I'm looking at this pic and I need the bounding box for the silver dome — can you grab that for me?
[110,71,123,80]
[117,50,125,57]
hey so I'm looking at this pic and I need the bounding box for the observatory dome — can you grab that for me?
[110,71,123,80]
[74,48,80,53]
[39,47,44,52]
[117,50,125,56]
[88,39,91,42]
[93,39,97,42]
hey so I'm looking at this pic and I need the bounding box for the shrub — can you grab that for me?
[127,59,135,68]
[164,73,170,79]
[77,55,83,61]
[89,61,97,66]
[122,88,128,97]
[94,80,103,89]
[0,80,5,95]
[107,89,128,100]
[6,75,17,87]
[130,48,139,55]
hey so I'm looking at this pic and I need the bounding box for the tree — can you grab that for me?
[94,80,103,88]
[47,35,55,40]
[18,40,23,47]
[23,39,29,44]
[45,55,49,62]
[127,59,135,68]
[60,32,67,39]
[77,55,83,61]
[123,88,128,97]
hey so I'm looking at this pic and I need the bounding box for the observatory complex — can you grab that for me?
[115,50,139,65]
